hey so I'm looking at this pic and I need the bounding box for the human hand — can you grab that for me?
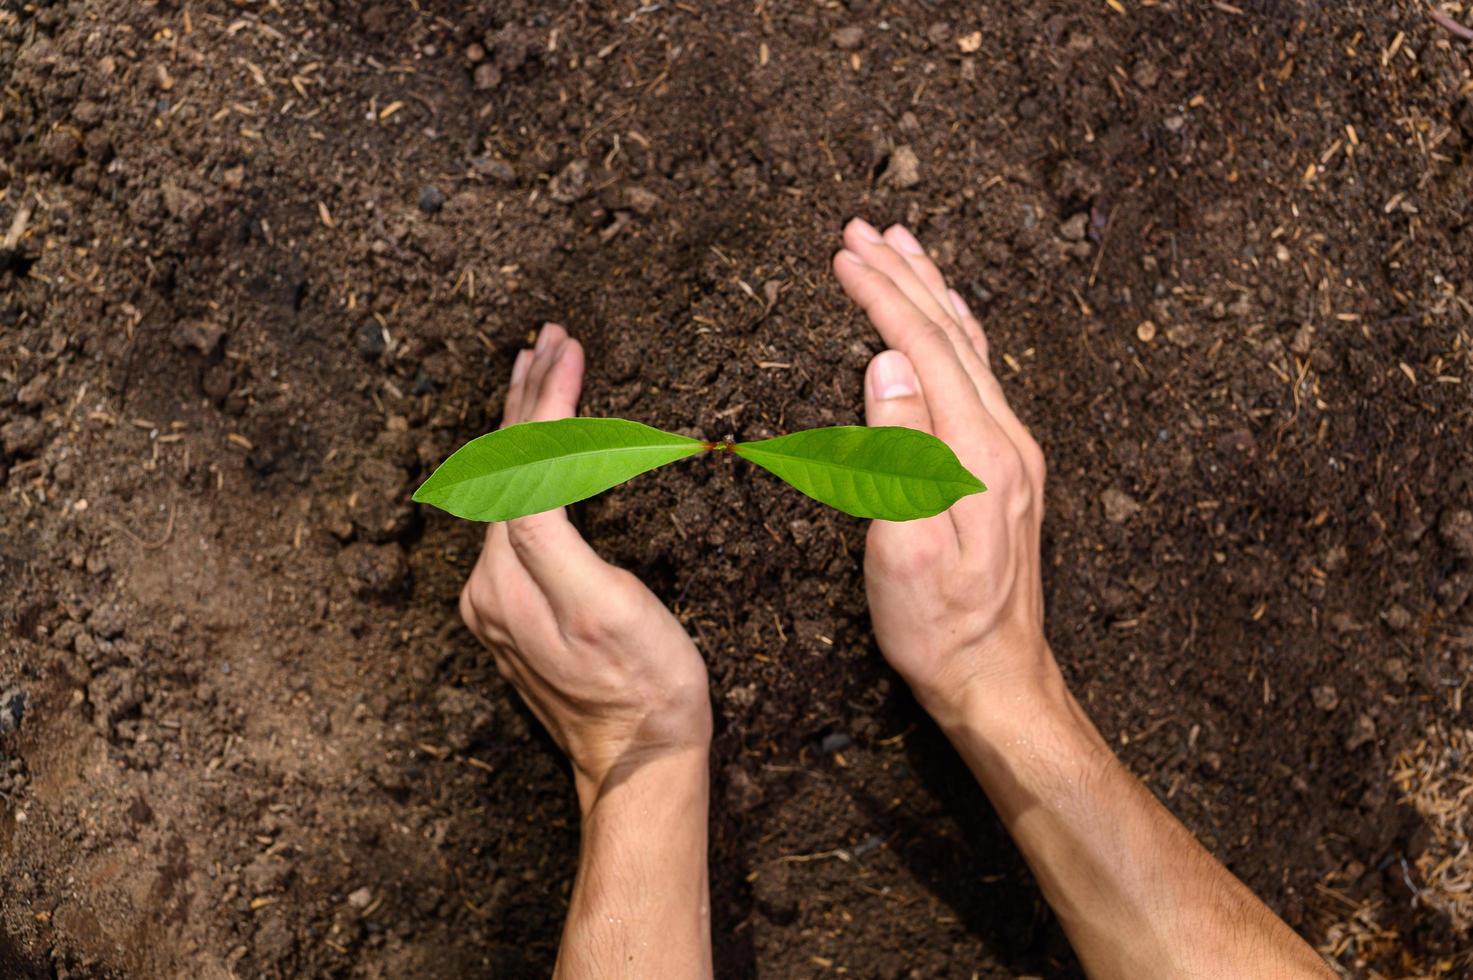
[458,324,712,811]
[833,220,1055,725]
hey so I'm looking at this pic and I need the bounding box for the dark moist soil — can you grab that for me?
[3,1,1473,977]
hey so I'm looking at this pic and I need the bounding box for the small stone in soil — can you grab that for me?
[1311,685,1339,712]
[0,688,27,736]
[171,319,226,356]
[1345,714,1377,751]
[1381,604,1412,631]
[16,374,47,407]
[472,157,516,182]
[881,144,922,189]
[1101,488,1142,525]
[1059,213,1090,241]
[336,542,409,599]
[356,321,387,359]
[347,887,373,909]
[435,685,496,752]
[621,185,660,215]
[724,766,765,814]
[473,63,502,90]
[417,185,446,214]
[1,417,45,458]
[752,862,798,922]
[820,732,853,754]
[831,26,864,50]
[1439,508,1473,560]
[548,158,592,204]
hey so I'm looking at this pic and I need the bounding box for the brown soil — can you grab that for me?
[3,1,1472,977]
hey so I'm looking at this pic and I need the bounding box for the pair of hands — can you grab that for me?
[457,218,1050,800]
[456,224,1335,980]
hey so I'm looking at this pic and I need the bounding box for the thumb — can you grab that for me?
[865,349,933,433]
[525,334,586,422]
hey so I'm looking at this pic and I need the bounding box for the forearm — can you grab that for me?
[934,662,1330,980]
[555,749,713,980]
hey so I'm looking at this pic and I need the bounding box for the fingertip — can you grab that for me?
[948,288,973,321]
[864,350,932,433]
[883,224,925,256]
[528,337,585,421]
[502,349,534,427]
[845,217,884,245]
[535,322,566,353]
[555,336,585,378]
[510,348,532,384]
[867,349,918,401]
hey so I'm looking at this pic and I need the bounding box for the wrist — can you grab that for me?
[933,659,1117,817]
[910,630,1067,731]
[574,742,711,819]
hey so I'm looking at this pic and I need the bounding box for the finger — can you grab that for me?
[484,348,535,552]
[946,288,1034,447]
[865,349,961,553]
[496,323,573,554]
[873,224,1000,412]
[506,510,616,622]
[512,323,568,424]
[844,219,960,330]
[833,247,1002,447]
[525,337,585,422]
[500,349,534,428]
[496,327,611,616]
[948,289,989,365]
[883,225,964,325]
[864,349,931,432]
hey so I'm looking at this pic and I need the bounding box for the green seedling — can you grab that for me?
[414,418,985,522]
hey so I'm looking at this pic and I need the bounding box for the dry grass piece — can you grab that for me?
[1393,725,1473,934]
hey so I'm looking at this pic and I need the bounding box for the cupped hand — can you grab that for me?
[833,220,1055,724]
[458,324,712,810]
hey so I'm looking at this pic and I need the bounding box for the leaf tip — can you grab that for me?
[410,474,439,507]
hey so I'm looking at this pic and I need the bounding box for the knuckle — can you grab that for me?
[919,321,954,351]
[563,607,613,645]
[458,585,478,628]
[460,577,493,622]
[968,326,990,362]
[869,534,943,579]
[506,519,546,557]
[1027,443,1047,485]
[992,450,1026,489]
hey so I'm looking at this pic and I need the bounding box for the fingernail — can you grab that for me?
[888,225,925,255]
[850,218,884,243]
[836,248,868,268]
[535,326,557,353]
[949,288,973,320]
[872,351,917,400]
[511,349,531,383]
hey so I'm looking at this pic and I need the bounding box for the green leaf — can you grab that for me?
[414,418,705,521]
[732,426,985,521]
